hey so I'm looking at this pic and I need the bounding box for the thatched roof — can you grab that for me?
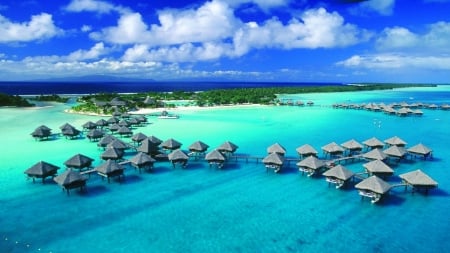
[24,161,60,177]
[188,141,210,152]
[407,143,432,156]
[95,159,124,174]
[168,149,189,161]
[341,139,363,151]
[363,137,384,149]
[100,147,124,160]
[87,129,104,139]
[384,136,407,146]
[322,165,354,181]
[64,154,94,169]
[128,152,156,167]
[363,159,394,174]
[147,135,163,145]
[82,121,97,129]
[106,139,129,150]
[217,141,239,153]
[399,169,438,187]
[31,125,52,137]
[262,153,285,166]
[363,148,387,161]
[267,143,286,155]
[321,142,344,154]
[60,123,76,131]
[296,156,326,170]
[95,119,108,127]
[54,169,87,187]
[205,149,226,162]
[97,134,117,147]
[106,117,119,124]
[137,138,160,154]
[296,144,318,156]
[109,124,120,132]
[383,145,407,158]
[355,176,391,194]
[161,138,182,150]
[131,132,148,143]
[61,126,81,137]
[118,120,129,127]
[117,126,132,135]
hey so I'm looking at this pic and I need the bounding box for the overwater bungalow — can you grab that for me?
[100,147,124,161]
[95,119,109,128]
[61,125,81,139]
[296,144,318,158]
[97,134,117,149]
[106,139,130,151]
[322,165,354,188]
[53,169,87,195]
[109,123,120,133]
[87,129,104,142]
[64,154,94,171]
[188,141,210,156]
[355,175,392,203]
[363,159,394,178]
[128,117,140,126]
[161,138,182,151]
[131,132,148,144]
[362,148,387,161]
[413,109,423,116]
[117,126,133,137]
[82,121,97,131]
[31,125,52,141]
[321,142,344,158]
[95,159,124,183]
[106,117,119,125]
[262,152,285,173]
[396,107,409,116]
[118,119,130,127]
[383,145,407,160]
[168,149,189,168]
[205,149,226,169]
[24,161,60,183]
[217,141,239,155]
[407,143,433,160]
[297,156,326,176]
[399,169,438,194]
[267,143,286,156]
[363,137,384,150]
[147,135,163,146]
[341,139,363,155]
[384,136,407,147]
[137,138,160,155]
[128,152,156,173]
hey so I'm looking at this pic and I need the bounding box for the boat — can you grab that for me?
[157,110,179,119]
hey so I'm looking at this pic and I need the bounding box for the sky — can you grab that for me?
[0,0,449,83]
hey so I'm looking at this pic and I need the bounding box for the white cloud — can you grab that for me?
[337,54,450,70]
[376,27,419,49]
[65,0,129,14]
[67,42,109,61]
[0,13,61,43]
[351,0,395,16]
[228,0,291,10]
[81,25,92,32]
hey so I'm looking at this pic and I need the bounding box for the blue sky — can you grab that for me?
[0,0,449,83]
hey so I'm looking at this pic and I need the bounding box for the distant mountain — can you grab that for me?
[31,75,156,83]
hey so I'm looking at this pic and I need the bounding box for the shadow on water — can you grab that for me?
[84,185,110,197]
[121,174,143,184]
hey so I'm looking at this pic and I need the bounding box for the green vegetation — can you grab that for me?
[32,94,69,103]
[0,93,34,107]
[69,83,436,114]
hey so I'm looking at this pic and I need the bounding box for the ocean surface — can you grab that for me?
[0,85,449,253]
[0,81,341,95]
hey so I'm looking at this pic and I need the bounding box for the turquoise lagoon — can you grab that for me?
[0,86,449,253]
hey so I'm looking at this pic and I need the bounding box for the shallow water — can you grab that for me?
[0,86,449,253]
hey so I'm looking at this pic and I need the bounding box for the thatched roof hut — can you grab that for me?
[100,147,124,161]
[53,169,87,195]
[128,152,156,173]
[363,159,394,178]
[118,120,130,127]
[188,141,210,154]
[266,143,286,156]
[363,148,387,161]
[95,119,108,128]
[217,141,239,154]
[109,123,120,132]
[147,135,163,146]
[31,125,52,141]
[161,138,182,151]
[296,144,318,158]
[168,149,189,168]
[383,145,407,159]
[262,153,285,173]
[384,136,407,147]
[95,159,124,183]
[64,154,94,170]
[106,117,119,125]
[341,139,363,154]
[399,169,438,194]
[87,129,104,142]
[131,132,148,144]
[137,138,160,155]
[355,175,391,203]
[82,121,97,130]
[61,124,81,139]
[117,126,132,137]
[407,143,433,159]
[24,161,60,183]
[363,137,384,150]
[322,165,354,188]
[296,156,326,176]
[97,134,117,148]
[205,149,226,168]
[321,142,344,157]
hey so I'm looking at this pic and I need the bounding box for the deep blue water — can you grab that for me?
[0,81,342,95]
